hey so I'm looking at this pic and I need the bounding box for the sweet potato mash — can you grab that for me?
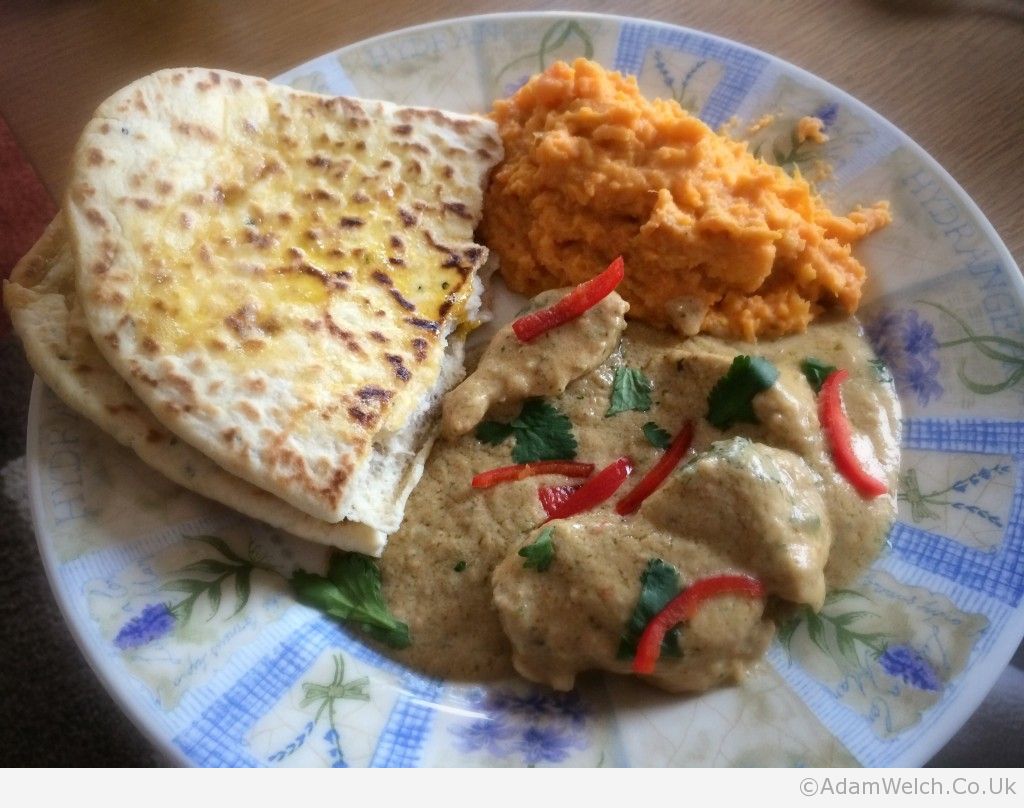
[481,59,890,340]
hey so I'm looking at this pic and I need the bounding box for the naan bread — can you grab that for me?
[5,216,456,554]
[65,68,501,523]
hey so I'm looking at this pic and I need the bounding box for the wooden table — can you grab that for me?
[2,0,1023,768]
[2,0,1022,270]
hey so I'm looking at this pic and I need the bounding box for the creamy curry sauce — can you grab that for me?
[379,292,901,692]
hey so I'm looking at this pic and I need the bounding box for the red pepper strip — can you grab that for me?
[511,256,626,343]
[542,456,634,521]
[615,421,695,515]
[471,461,595,490]
[632,574,766,675]
[538,483,583,519]
[818,369,888,499]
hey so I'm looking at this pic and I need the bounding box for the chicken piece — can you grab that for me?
[441,289,627,437]
[641,437,832,609]
[492,514,773,693]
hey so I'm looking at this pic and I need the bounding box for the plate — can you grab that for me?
[26,12,1024,767]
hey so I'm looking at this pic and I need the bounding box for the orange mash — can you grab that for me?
[481,59,890,340]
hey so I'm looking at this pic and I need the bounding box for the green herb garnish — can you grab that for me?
[706,355,779,429]
[291,551,410,648]
[606,366,653,416]
[617,558,683,659]
[641,421,672,449]
[475,398,577,463]
[475,420,514,445]
[518,527,555,572]
[800,357,837,394]
[453,560,467,573]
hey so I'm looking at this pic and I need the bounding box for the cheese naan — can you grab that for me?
[5,215,457,554]
[65,68,501,526]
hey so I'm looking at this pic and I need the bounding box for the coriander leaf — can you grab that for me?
[519,526,555,572]
[642,421,672,449]
[800,357,837,394]
[617,558,683,659]
[869,358,893,385]
[706,355,779,430]
[475,420,514,445]
[606,367,653,416]
[291,551,410,649]
[476,399,578,463]
[509,399,577,463]
[453,560,467,572]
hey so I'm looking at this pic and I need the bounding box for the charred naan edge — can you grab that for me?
[3,215,442,554]
[66,68,501,523]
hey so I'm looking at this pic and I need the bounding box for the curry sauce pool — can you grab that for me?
[378,303,900,692]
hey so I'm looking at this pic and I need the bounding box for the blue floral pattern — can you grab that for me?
[266,654,369,766]
[323,728,348,768]
[869,301,1024,404]
[111,535,277,653]
[450,715,518,756]
[778,591,947,696]
[114,603,176,650]
[899,462,1010,527]
[516,725,578,765]
[812,101,838,130]
[450,687,590,765]
[772,576,983,740]
[266,721,315,764]
[877,645,941,692]
[866,308,944,405]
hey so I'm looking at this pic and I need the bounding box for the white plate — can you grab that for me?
[28,12,1024,767]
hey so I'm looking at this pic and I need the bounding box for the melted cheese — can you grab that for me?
[126,91,483,432]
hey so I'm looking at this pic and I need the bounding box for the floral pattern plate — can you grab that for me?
[26,12,1024,767]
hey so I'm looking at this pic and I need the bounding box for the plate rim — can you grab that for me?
[28,376,192,767]
[26,9,1024,768]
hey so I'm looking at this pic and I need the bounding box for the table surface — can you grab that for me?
[2,0,1021,270]
[1,0,1022,768]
